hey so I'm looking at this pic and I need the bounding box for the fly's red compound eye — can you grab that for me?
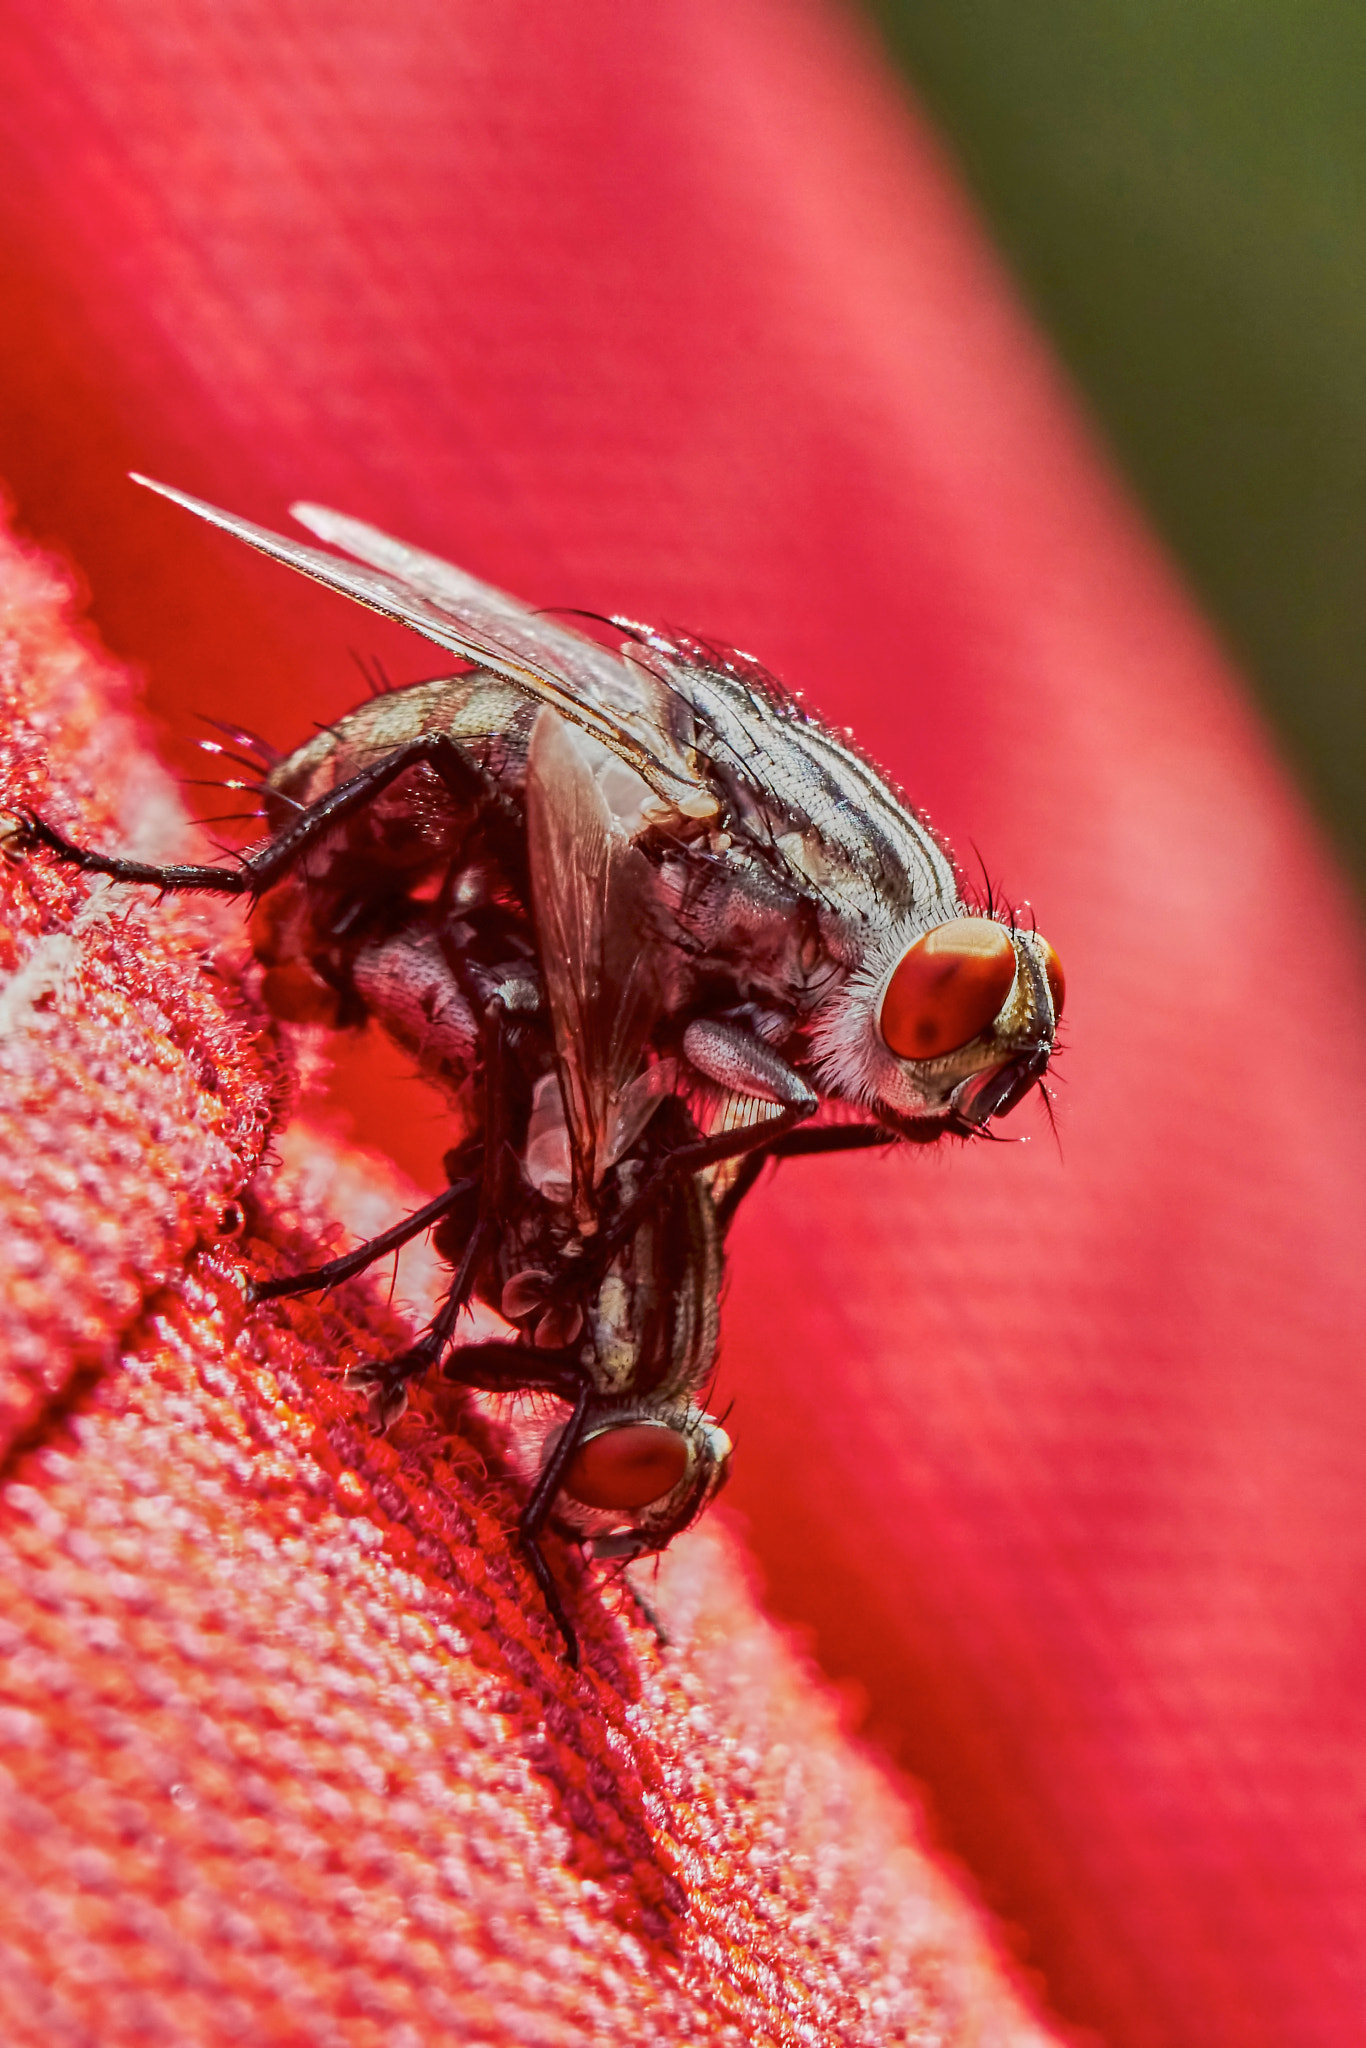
[564,1423,690,1511]
[878,918,1017,1060]
[1040,939,1066,1021]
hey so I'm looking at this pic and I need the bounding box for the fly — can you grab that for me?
[23,476,1063,1189]
[18,476,1070,1656]
[211,703,735,1664]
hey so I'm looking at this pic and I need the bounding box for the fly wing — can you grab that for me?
[131,474,715,818]
[293,503,656,732]
[524,709,668,1229]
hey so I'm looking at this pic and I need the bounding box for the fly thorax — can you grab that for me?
[670,848,801,956]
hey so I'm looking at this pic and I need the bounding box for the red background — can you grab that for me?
[0,2,1362,2043]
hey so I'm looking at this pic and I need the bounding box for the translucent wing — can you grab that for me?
[524,709,669,1229]
[131,474,715,816]
[292,502,657,732]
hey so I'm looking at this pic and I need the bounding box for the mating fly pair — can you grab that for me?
[243,696,739,1662]
[23,477,1065,1661]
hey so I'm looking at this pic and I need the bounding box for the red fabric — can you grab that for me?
[0,525,1054,2045]
[0,3,1362,2043]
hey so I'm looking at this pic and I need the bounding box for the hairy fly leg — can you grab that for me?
[569,1015,819,1276]
[713,1122,897,1232]
[767,1125,899,1156]
[618,1567,672,1648]
[443,1341,595,1666]
[20,730,495,898]
[653,1024,905,1237]
[515,1381,596,1667]
[247,1175,480,1304]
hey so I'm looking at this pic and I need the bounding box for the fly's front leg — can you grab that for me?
[19,731,492,898]
[766,1126,897,1156]
[518,1382,596,1668]
[247,1176,479,1305]
[442,1342,595,1665]
[714,1122,895,1232]
[441,1340,586,1401]
[679,1016,819,1157]
[586,1018,818,1266]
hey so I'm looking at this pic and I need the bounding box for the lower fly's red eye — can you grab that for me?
[878,918,1017,1060]
[564,1424,690,1510]
[1040,939,1066,1021]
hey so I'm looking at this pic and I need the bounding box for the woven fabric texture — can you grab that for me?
[0,524,1057,2045]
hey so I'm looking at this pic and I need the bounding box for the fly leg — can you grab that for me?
[350,996,520,1426]
[620,1567,671,1648]
[18,731,498,897]
[676,1015,820,1172]
[767,1126,897,1155]
[647,1025,897,1236]
[442,1342,595,1667]
[580,1102,813,1277]
[713,1125,895,1232]
[246,1176,479,1304]
[345,1215,492,1433]
[517,1381,596,1668]
[578,1018,819,1271]
[361,1264,475,1430]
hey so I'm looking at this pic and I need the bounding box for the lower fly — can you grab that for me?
[233,705,739,1662]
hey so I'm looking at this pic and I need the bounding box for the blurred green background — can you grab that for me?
[867,0,1366,889]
